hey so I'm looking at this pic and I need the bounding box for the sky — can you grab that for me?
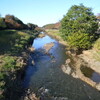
[0,0,100,27]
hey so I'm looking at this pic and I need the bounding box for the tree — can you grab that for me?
[27,23,37,30]
[60,4,98,50]
[5,14,27,29]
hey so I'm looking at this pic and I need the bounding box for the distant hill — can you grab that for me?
[43,22,61,29]
[96,13,100,20]
[0,14,38,30]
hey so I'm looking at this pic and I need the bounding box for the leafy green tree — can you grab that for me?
[60,4,98,50]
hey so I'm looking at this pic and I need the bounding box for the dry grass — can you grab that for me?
[93,38,100,51]
[93,38,100,61]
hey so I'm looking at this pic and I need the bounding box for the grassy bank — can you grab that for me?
[45,29,62,40]
[45,29,67,46]
[0,29,36,100]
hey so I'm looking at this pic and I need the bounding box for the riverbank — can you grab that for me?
[45,29,67,46]
[0,29,39,100]
[45,29,100,91]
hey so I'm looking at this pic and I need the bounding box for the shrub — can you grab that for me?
[67,32,91,50]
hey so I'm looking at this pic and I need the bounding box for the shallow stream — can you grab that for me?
[23,34,100,100]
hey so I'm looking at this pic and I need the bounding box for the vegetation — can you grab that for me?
[43,22,61,29]
[93,38,100,51]
[0,14,40,99]
[27,23,37,30]
[0,29,36,99]
[67,31,92,50]
[45,29,62,40]
[0,17,6,29]
[43,24,55,29]
[0,14,39,30]
[60,4,98,50]
[0,30,35,54]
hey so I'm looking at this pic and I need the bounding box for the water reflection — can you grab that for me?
[81,66,100,83]
[23,34,100,99]
[33,35,56,49]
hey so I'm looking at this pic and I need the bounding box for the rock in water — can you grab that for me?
[61,65,71,75]
[32,60,35,65]
[28,47,35,52]
[43,42,54,53]
[95,83,100,91]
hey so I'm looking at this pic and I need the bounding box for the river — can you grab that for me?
[23,33,100,100]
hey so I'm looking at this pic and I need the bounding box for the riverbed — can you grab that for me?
[23,33,100,100]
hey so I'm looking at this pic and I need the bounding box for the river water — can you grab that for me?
[23,34,100,100]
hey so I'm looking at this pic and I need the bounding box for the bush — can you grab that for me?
[67,32,91,50]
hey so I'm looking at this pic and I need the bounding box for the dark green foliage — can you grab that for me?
[0,17,6,29]
[60,4,98,50]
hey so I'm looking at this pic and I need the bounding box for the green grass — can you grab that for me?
[45,29,62,40]
[0,56,16,90]
[0,30,34,54]
[0,29,35,98]
[45,29,67,46]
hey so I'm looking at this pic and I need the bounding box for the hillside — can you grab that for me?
[0,14,38,30]
[43,22,61,29]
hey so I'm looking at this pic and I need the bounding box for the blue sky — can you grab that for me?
[0,0,100,26]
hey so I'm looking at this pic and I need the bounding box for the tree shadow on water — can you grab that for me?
[46,71,100,100]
